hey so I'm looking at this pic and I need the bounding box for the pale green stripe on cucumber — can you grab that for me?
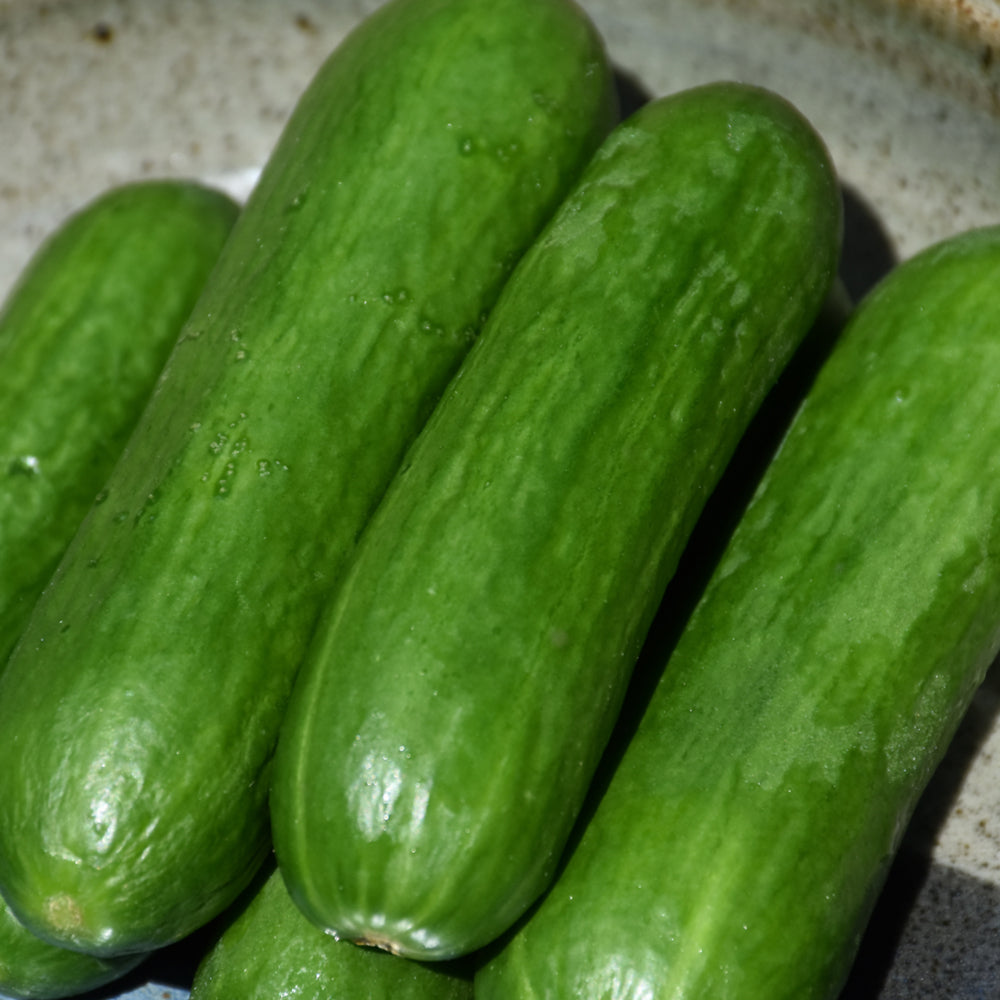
[476,225,1000,1000]
[189,863,472,1000]
[0,0,616,959]
[0,180,238,666]
[270,81,842,961]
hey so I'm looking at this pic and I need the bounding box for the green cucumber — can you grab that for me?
[0,179,238,664]
[0,0,616,959]
[189,862,473,1000]
[475,224,1000,999]
[0,894,143,1000]
[270,81,842,961]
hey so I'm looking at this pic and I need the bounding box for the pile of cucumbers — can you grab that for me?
[3,0,1000,997]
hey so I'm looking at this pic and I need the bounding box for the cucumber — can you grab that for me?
[0,894,143,1000]
[475,224,1000,999]
[189,862,473,1000]
[269,81,842,961]
[0,0,616,959]
[0,179,238,664]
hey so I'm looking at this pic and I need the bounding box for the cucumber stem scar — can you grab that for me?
[44,893,83,932]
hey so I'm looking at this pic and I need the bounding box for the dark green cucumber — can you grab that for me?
[0,179,237,664]
[0,0,616,959]
[476,225,1000,999]
[189,863,472,1000]
[0,894,143,1000]
[270,82,842,961]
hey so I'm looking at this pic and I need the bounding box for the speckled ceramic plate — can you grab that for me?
[2,1,1000,997]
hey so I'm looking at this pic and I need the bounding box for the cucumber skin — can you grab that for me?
[189,863,472,1000]
[0,894,143,1000]
[0,179,233,996]
[0,180,238,665]
[0,0,616,959]
[270,82,842,961]
[476,226,1000,1000]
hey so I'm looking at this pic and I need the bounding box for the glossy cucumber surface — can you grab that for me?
[0,179,238,664]
[270,82,842,961]
[0,0,616,958]
[189,864,472,1000]
[477,225,1000,999]
[0,893,143,1000]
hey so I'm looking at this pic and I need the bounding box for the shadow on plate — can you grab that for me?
[840,849,1000,999]
[840,658,1000,999]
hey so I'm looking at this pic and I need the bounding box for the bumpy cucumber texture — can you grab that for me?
[477,225,1000,999]
[270,81,842,961]
[0,0,616,958]
[0,179,238,664]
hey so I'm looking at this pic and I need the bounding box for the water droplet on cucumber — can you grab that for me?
[8,455,40,476]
